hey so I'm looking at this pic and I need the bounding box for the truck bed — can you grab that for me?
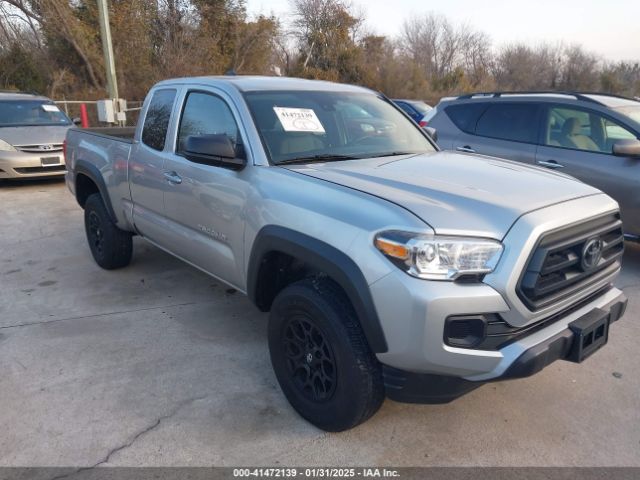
[69,126,136,143]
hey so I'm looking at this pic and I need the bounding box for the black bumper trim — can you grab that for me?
[500,292,626,379]
[384,367,481,404]
[384,291,627,404]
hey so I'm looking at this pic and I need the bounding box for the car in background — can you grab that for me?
[0,91,76,179]
[392,99,432,126]
[425,91,640,237]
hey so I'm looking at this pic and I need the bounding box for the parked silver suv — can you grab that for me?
[425,92,640,237]
[0,91,73,179]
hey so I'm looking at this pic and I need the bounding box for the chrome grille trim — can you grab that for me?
[15,144,64,153]
[482,194,621,328]
[517,213,624,311]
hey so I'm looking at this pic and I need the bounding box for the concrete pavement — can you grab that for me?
[0,179,638,467]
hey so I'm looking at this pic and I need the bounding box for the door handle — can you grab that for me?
[163,171,182,184]
[536,160,564,169]
[456,145,475,153]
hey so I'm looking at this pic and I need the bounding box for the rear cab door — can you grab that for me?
[451,101,541,163]
[129,87,180,242]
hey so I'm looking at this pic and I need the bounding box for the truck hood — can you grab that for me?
[0,125,71,147]
[283,151,601,239]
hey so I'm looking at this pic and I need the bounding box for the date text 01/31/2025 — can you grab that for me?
[232,468,400,478]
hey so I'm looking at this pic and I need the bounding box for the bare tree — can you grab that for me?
[0,1,41,49]
[494,43,557,90]
[0,3,638,100]
[402,14,459,79]
[559,44,600,90]
[291,0,361,73]
[459,27,492,86]
[231,15,279,73]
[2,0,102,89]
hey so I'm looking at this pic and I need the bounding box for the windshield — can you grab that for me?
[616,105,640,125]
[244,91,435,164]
[0,100,71,127]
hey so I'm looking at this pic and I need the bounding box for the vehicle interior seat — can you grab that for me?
[279,134,325,155]
[249,100,327,158]
[560,117,599,151]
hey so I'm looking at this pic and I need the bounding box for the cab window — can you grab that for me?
[141,89,176,151]
[176,92,240,155]
[544,106,637,153]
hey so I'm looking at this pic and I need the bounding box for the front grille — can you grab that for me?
[517,212,624,311]
[15,144,64,153]
[14,165,66,174]
[481,286,612,350]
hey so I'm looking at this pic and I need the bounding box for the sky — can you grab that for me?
[246,0,640,62]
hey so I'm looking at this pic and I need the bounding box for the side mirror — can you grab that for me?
[613,139,640,158]
[183,134,246,170]
[424,126,438,143]
[72,117,82,126]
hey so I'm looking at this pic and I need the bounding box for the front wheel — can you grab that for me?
[268,278,384,431]
[84,193,133,270]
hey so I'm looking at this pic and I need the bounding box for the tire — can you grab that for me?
[84,193,132,270]
[268,277,384,431]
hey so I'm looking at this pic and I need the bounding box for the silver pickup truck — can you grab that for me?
[65,76,627,431]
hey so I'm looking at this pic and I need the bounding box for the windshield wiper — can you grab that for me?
[365,151,421,158]
[276,154,362,165]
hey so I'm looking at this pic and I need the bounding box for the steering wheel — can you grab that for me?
[351,132,378,145]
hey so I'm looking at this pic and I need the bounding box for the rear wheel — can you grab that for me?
[268,277,384,431]
[84,193,132,269]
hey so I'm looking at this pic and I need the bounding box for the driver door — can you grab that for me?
[160,88,250,289]
[536,104,640,230]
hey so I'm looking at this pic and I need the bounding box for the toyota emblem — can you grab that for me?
[581,238,604,271]
[40,144,54,151]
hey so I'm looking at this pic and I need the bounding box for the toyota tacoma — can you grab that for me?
[64,76,627,431]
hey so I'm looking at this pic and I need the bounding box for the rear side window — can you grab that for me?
[141,89,176,151]
[475,103,539,143]
[445,103,487,134]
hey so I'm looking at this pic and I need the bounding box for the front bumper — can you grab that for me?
[384,289,627,403]
[372,195,623,379]
[0,151,66,178]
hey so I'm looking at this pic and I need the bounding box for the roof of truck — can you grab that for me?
[155,75,374,93]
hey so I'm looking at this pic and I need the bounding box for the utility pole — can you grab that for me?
[96,0,118,102]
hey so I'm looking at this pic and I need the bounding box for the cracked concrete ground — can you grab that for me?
[0,179,639,467]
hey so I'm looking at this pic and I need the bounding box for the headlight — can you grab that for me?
[374,230,503,281]
[0,139,16,151]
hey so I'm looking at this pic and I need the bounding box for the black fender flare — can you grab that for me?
[74,160,118,224]
[247,225,388,353]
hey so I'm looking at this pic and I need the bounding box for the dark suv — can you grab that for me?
[425,92,640,237]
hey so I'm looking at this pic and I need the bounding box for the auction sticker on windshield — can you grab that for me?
[42,104,61,113]
[273,107,326,133]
